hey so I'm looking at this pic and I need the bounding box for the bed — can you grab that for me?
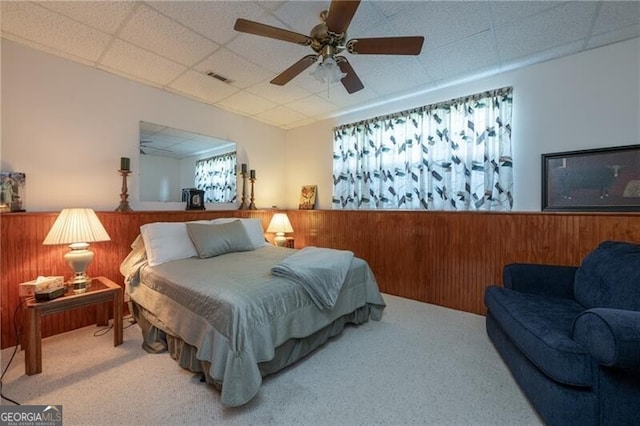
[120,218,385,407]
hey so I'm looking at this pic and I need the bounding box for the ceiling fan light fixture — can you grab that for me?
[310,56,346,84]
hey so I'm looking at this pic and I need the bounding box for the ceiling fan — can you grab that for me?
[139,140,172,155]
[233,0,424,94]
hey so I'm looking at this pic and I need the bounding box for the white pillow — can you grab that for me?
[140,222,198,266]
[210,218,269,249]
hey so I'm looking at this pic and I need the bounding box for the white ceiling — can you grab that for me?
[2,1,638,130]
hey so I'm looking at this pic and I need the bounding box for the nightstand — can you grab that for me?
[22,276,123,375]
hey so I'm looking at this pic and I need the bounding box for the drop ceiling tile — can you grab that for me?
[272,1,328,35]
[489,1,565,28]
[314,81,382,109]
[364,58,431,97]
[169,70,239,103]
[195,48,274,89]
[285,95,339,118]
[0,2,111,62]
[149,1,269,45]
[342,1,387,36]
[374,1,420,19]
[586,24,640,50]
[119,4,218,67]
[257,1,287,12]
[35,1,136,34]
[245,81,312,105]
[255,106,308,126]
[342,53,400,79]
[495,1,597,62]
[218,91,277,116]
[101,39,186,86]
[592,1,640,35]
[389,1,491,51]
[419,30,499,81]
[500,40,584,72]
[227,33,311,75]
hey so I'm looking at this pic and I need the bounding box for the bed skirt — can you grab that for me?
[130,301,375,392]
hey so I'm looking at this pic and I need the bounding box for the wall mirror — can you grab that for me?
[139,121,237,203]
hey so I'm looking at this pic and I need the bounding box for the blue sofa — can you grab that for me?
[484,240,640,425]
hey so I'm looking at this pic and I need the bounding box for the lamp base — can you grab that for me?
[64,244,94,294]
[70,274,90,294]
[274,233,286,247]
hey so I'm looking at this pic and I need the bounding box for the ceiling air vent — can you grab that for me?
[206,71,232,84]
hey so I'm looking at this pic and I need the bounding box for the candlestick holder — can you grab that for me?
[248,177,257,210]
[115,170,133,212]
[239,172,248,210]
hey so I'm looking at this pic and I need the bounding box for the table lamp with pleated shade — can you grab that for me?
[43,208,111,293]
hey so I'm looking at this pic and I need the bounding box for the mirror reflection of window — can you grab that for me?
[139,121,237,203]
[195,153,237,203]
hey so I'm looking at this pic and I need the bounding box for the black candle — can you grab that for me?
[241,163,247,173]
[120,157,130,171]
[250,169,256,179]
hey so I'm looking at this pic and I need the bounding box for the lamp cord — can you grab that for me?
[1,299,27,405]
[1,302,134,405]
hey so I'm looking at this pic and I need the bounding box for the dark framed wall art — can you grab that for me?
[542,144,640,212]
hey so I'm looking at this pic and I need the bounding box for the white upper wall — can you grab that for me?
[285,38,640,211]
[2,37,638,212]
[0,39,286,212]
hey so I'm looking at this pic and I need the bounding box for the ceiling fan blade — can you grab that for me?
[326,0,361,34]
[271,55,319,86]
[234,18,312,46]
[347,36,425,55]
[336,56,364,94]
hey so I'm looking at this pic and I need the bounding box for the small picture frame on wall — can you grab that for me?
[542,144,640,212]
[185,188,206,210]
[0,172,26,212]
[299,185,317,210]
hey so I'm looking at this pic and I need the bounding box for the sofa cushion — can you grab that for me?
[574,240,640,310]
[485,286,592,387]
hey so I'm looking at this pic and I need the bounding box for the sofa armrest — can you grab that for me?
[503,263,577,299]
[572,308,640,371]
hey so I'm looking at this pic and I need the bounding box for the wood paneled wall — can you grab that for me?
[0,210,272,349]
[2,210,639,348]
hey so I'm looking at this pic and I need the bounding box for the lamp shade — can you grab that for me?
[43,208,111,245]
[267,213,294,234]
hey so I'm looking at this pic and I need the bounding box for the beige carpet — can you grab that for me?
[1,294,541,425]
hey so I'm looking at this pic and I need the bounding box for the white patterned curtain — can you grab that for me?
[333,87,513,211]
[195,152,237,203]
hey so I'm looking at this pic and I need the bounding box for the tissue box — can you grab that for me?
[19,276,65,297]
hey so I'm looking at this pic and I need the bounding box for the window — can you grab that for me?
[332,87,513,211]
[194,152,237,203]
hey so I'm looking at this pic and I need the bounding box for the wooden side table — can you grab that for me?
[23,276,123,375]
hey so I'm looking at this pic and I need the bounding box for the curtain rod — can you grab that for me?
[334,86,513,132]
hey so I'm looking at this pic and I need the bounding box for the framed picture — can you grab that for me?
[185,188,206,210]
[542,144,640,212]
[299,185,317,210]
[0,172,26,212]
